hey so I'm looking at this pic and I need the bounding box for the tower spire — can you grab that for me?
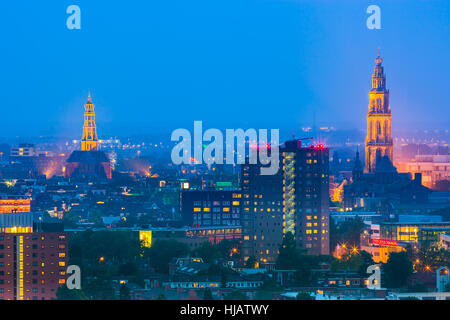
[364,52,393,173]
[81,94,99,151]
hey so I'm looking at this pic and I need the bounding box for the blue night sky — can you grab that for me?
[0,1,448,138]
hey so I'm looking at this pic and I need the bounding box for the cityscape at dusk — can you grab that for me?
[0,0,449,311]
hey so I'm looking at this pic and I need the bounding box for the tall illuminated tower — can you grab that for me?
[81,94,99,151]
[365,53,393,173]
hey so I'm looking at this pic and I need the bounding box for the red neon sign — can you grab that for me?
[371,238,399,247]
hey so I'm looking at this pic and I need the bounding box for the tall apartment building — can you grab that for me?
[240,157,283,264]
[281,140,330,256]
[240,140,330,264]
[0,213,68,300]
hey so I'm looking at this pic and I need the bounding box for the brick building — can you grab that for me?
[0,213,68,300]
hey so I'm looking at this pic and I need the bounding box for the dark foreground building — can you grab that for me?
[0,213,68,300]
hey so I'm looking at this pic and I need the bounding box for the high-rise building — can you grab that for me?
[81,94,99,152]
[365,53,393,173]
[240,159,283,264]
[240,140,330,264]
[281,140,330,256]
[0,213,68,300]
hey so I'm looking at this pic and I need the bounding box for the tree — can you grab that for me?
[416,244,450,272]
[445,283,450,292]
[56,286,89,300]
[296,291,315,300]
[192,241,220,263]
[276,232,300,270]
[192,239,240,263]
[203,288,214,300]
[118,261,139,276]
[224,290,247,300]
[119,284,131,300]
[276,232,316,286]
[383,252,413,289]
[156,293,167,300]
[336,217,365,248]
[143,239,189,273]
[254,279,281,300]
[83,278,116,300]
[245,256,257,268]
[329,217,338,253]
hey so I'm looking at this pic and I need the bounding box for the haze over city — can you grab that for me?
[0,1,448,138]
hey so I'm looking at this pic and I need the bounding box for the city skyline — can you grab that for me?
[0,1,448,137]
[0,1,449,303]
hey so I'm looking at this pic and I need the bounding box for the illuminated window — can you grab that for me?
[193,208,201,212]
[58,261,65,267]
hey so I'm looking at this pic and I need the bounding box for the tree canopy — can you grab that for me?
[383,251,413,289]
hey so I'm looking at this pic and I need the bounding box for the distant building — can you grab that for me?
[330,211,381,225]
[10,144,41,157]
[7,144,67,179]
[180,190,241,227]
[0,213,68,300]
[376,221,450,248]
[64,95,111,180]
[65,150,111,180]
[0,196,31,214]
[344,152,431,212]
[440,234,450,250]
[396,154,450,189]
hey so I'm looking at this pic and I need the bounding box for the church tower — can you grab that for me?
[365,52,393,173]
[81,94,99,151]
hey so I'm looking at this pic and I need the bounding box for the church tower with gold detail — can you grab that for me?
[81,94,99,151]
[365,52,393,173]
[65,93,111,179]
